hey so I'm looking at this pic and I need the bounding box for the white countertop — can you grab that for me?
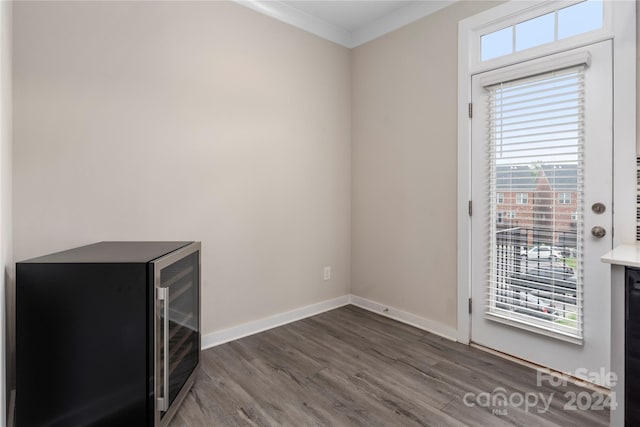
[601,243,640,268]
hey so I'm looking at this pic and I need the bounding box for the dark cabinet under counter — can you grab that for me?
[626,267,640,425]
[15,241,201,427]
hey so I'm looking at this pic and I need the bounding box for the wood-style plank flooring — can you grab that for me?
[170,306,610,426]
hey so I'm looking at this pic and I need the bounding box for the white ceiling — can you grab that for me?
[235,0,458,48]
[280,1,414,33]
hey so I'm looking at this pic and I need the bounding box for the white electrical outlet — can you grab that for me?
[323,266,331,281]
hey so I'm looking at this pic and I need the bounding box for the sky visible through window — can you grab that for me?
[481,0,603,62]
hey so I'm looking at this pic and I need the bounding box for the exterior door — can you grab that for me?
[470,40,612,382]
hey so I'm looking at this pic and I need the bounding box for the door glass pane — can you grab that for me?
[481,27,513,61]
[487,67,584,339]
[160,251,199,413]
[515,12,555,52]
[558,0,603,40]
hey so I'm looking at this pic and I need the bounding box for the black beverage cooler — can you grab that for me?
[626,267,640,425]
[15,241,201,427]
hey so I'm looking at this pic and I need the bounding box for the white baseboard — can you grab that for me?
[201,294,458,350]
[349,295,458,341]
[201,294,351,350]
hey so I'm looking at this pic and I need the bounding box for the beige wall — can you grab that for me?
[11,0,638,350]
[351,1,501,329]
[1,0,11,420]
[13,1,351,334]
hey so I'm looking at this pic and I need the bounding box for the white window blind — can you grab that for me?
[485,65,584,342]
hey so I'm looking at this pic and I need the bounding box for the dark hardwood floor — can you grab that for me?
[170,305,610,426]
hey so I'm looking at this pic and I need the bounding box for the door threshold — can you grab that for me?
[470,342,611,394]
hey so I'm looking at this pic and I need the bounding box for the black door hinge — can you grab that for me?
[469,298,472,314]
[468,200,473,216]
[468,103,473,119]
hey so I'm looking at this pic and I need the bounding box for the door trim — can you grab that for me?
[456,0,636,344]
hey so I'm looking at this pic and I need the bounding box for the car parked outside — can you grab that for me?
[552,246,571,258]
[509,263,576,304]
[526,245,565,260]
[495,286,559,321]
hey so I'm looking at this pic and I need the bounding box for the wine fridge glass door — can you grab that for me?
[154,243,200,426]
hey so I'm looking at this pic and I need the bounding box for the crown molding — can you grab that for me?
[233,0,352,47]
[233,0,459,49]
[352,1,458,47]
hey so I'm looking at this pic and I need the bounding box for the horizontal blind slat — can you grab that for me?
[493,74,583,96]
[492,129,580,142]
[490,113,582,128]
[490,120,580,135]
[489,97,582,115]
[489,87,584,109]
[490,105,584,122]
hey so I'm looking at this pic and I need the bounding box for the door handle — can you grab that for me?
[162,287,169,411]
[156,287,169,412]
[591,226,606,238]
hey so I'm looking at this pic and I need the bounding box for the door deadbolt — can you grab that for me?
[592,203,606,214]
[591,226,606,238]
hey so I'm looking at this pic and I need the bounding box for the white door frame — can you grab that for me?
[456,0,636,345]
